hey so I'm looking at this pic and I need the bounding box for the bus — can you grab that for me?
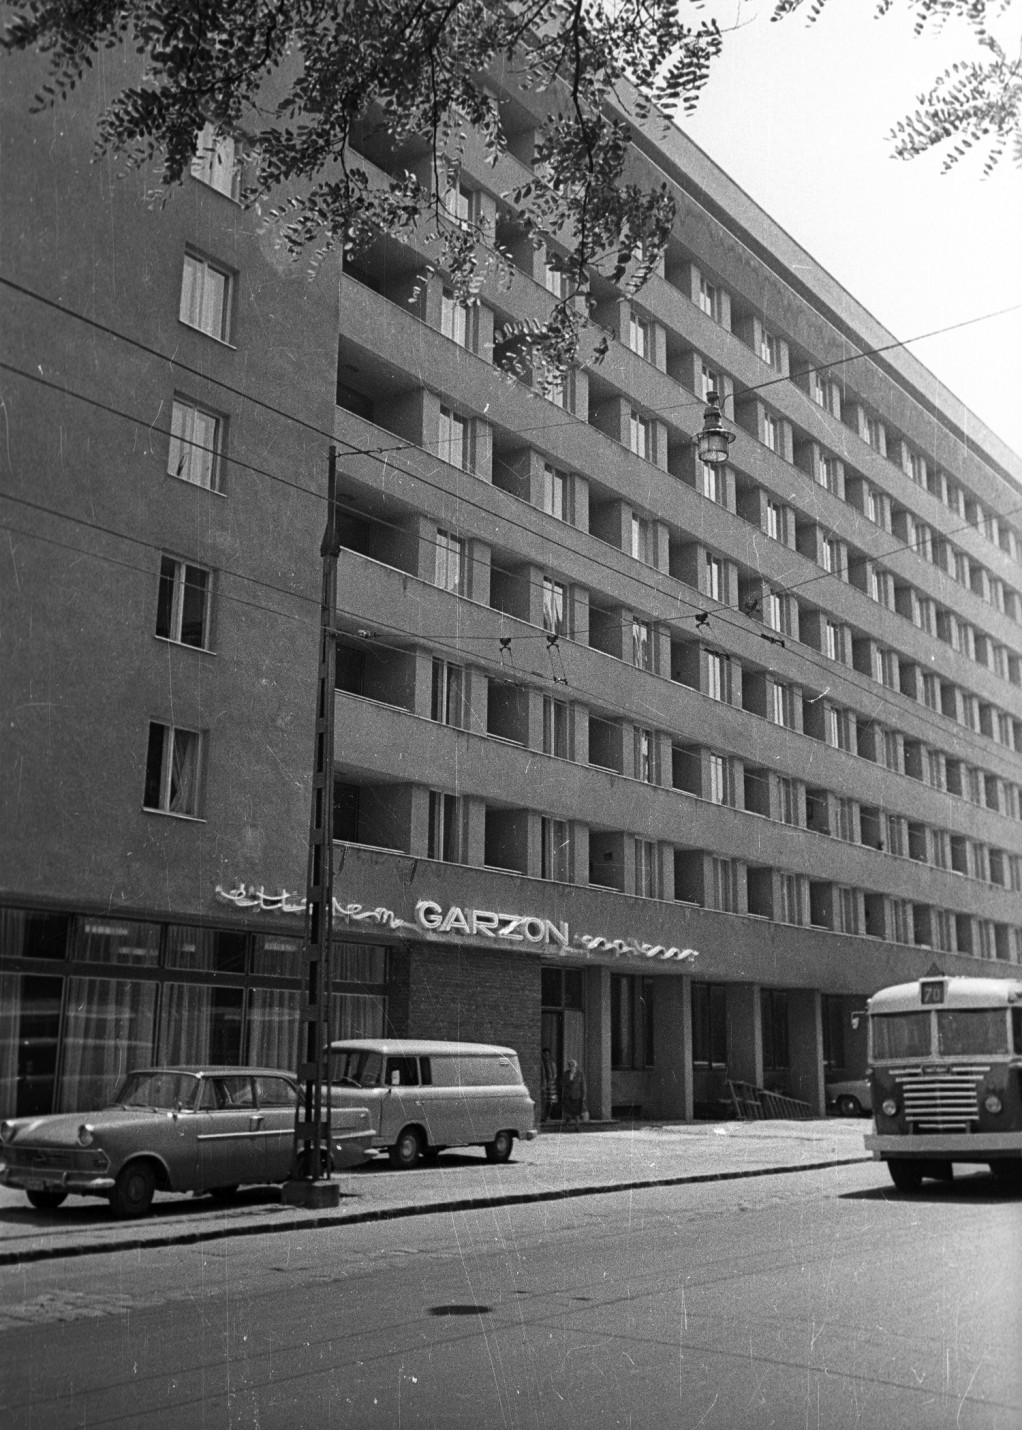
[864,975,1022,1191]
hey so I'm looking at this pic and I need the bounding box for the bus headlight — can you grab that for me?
[983,1094,1003,1115]
[0,1121,14,1144]
[76,1124,95,1147]
[881,1098,898,1117]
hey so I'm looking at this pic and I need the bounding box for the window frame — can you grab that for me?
[143,721,203,819]
[155,555,211,650]
[179,250,233,343]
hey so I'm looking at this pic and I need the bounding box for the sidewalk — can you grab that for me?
[0,1119,872,1266]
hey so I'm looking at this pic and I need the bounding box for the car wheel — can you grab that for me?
[388,1126,422,1169]
[26,1189,67,1212]
[887,1160,923,1193]
[110,1161,156,1219]
[989,1161,1022,1190]
[207,1184,240,1202]
[836,1095,862,1118]
[484,1130,514,1163]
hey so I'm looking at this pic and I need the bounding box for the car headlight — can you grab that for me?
[881,1098,898,1117]
[983,1094,1003,1115]
[0,1121,14,1144]
[77,1124,95,1147]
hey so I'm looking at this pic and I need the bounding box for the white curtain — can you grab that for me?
[331,992,385,1041]
[160,983,213,1064]
[247,988,300,1070]
[59,978,157,1112]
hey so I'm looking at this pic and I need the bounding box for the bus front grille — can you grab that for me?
[892,1066,987,1131]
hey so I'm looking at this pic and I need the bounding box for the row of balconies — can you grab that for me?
[333,267,1022,721]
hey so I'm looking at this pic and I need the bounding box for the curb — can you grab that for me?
[0,1156,871,1267]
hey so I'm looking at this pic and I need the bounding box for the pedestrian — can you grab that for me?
[541,1047,558,1123]
[561,1058,586,1131]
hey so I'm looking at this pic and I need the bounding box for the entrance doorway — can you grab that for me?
[540,966,585,1122]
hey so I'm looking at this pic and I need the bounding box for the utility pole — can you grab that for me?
[284,446,341,1208]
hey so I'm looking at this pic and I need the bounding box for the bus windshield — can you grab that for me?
[936,1009,1009,1056]
[330,1050,383,1088]
[871,1012,930,1061]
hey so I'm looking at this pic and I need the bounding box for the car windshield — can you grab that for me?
[329,1050,383,1088]
[936,1009,1009,1056]
[870,1012,931,1061]
[109,1071,202,1110]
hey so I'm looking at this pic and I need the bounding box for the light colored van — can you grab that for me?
[326,1039,537,1169]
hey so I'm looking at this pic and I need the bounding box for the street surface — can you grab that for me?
[1,1159,1018,1429]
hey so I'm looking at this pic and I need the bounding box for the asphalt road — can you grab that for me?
[1,1161,1018,1430]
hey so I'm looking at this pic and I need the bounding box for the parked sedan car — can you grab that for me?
[825,1077,872,1117]
[0,1066,373,1218]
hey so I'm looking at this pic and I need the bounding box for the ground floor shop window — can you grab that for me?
[0,972,63,1117]
[160,983,244,1066]
[691,982,727,1067]
[611,974,654,1069]
[821,994,846,1070]
[59,977,157,1112]
[761,989,790,1073]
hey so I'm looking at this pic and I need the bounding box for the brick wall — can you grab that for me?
[406,943,543,1105]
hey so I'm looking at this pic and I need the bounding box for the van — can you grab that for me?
[326,1039,537,1168]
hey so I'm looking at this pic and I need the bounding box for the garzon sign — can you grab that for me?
[214,882,699,963]
[415,900,567,945]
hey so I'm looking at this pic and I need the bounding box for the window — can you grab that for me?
[629,410,651,460]
[823,539,841,575]
[442,181,473,227]
[777,777,798,826]
[778,874,803,925]
[863,415,883,450]
[634,840,657,898]
[440,290,468,347]
[156,557,209,649]
[835,798,856,842]
[824,622,841,662]
[612,975,655,1069]
[921,673,940,710]
[628,312,651,360]
[812,373,840,417]
[543,578,566,635]
[886,814,905,857]
[706,652,729,703]
[438,406,469,470]
[890,899,911,944]
[543,254,568,297]
[635,727,653,783]
[144,722,201,817]
[759,330,778,368]
[543,696,569,758]
[926,750,945,789]
[434,529,464,594]
[427,791,460,861]
[701,463,725,505]
[865,485,880,524]
[764,591,787,635]
[877,650,898,688]
[761,989,789,1070]
[770,680,797,728]
[430,660,463,727]
[632,618,652,670]
[543,464,568,522]
[708,753,733,806]
[762,411,778,453]
[709,857,739,912]
[766,501,782,542]
[167,399,223,489]
[692,982,726,1066]
[180,251,231,341]
[705,554,723,604]
[698,277,719,321]
[541,818,570,881]
[700,363,720,401]
[907,451,926,486]
[191,123,239,198]
[818,455,839,493]
[837,887,859,934]
[631,513,653,565]
[825,704,853,751]
[882,730,901,772]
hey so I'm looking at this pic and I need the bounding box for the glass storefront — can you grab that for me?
[0,906,389,1116]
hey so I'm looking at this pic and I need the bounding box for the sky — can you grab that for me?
[674,1,1022,462]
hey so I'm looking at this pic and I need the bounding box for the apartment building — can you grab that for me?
[2,53,1021,1123]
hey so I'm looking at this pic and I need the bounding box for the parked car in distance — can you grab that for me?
[326,1039,538,1167]
[0,1066,373,1218]
[826,1077,872,1117]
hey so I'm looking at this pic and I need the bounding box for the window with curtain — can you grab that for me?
[59,977,157,1111]
[159,983,243,1065]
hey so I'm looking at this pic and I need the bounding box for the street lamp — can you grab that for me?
[696,390,735,466]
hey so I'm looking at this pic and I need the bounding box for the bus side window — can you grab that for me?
[419,1057,431,1085]
[386,1056,419,1087]
[1013,1008,1022,1054]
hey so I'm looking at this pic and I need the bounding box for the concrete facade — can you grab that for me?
[2,50,1021,1126]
